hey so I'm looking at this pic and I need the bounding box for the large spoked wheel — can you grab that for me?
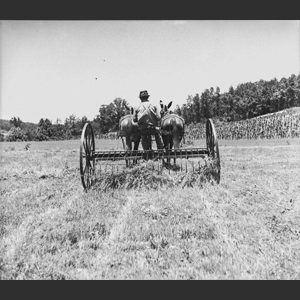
[206,119,221,183]
[80,123,95,191]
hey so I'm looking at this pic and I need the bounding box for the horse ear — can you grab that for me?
[160,100,163,108]
[167,101,173,109]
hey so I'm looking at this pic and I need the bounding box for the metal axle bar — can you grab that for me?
[92,148,210,161]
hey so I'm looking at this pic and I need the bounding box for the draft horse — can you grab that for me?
[159,100,185,164]
[118,102,141,166]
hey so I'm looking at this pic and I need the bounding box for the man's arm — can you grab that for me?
[152,105,161,127]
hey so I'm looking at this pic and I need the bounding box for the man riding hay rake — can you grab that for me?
[132,90,164,151]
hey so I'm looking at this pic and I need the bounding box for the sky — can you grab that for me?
[1,20,299,124]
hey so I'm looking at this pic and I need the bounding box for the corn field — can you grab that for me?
[184,107,300,141]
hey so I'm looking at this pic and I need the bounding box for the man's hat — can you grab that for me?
[139,90,150,98]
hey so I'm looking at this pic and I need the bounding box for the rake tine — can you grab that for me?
[158,158,160,174]
[180,156,183,172]
[169,161,171,175]
[185,150,188,173]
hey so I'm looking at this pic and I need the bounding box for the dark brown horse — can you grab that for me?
[160,100,185,164]
[119,102,141,166]
[160,100,185,150]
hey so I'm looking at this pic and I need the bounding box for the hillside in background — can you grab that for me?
[185,107,300,141]
[1,73,300,141]
[174,73,300,124]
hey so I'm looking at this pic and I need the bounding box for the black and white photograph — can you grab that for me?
[0,20,299,280]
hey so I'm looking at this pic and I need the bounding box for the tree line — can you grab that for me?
[0,98,130,142]
[174,73,300,124]
[1,74,299,142]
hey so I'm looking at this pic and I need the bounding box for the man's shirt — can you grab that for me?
[133,101,160,130]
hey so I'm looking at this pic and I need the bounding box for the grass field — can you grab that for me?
[0,137,300,279]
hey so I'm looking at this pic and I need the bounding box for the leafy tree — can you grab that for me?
[52,123,65,140]
[35,118,53,141]
[180,104,189,124]
[113,98,127,126]
[192,93,201,123]
[174,105,182,116]
[184,95,193,124]
[64,114,82,138]
[201,89,212,120]
[9,117,23,128]
[23,123,37,141]
[98,104,112,134]
[213,87,221,117]
[0,119,14,131]
[98,98,128,133]
[7,126,27,141]
[91,115,102,138]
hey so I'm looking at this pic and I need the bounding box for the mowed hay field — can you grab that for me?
[0,137,300,279]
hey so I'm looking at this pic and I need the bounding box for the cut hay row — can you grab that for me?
[92,158,220,191]
[185,107,300,140]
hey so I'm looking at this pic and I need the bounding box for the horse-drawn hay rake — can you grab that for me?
[79,119,220,191]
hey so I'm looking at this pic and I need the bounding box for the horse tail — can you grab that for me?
[171,118,180,149]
